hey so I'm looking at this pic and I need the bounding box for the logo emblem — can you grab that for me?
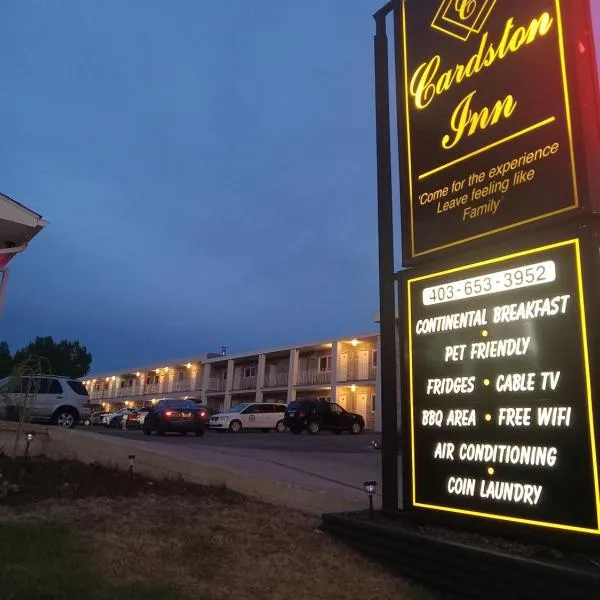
[431,0,497,42]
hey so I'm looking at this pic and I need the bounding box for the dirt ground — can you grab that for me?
[0,456,437,600]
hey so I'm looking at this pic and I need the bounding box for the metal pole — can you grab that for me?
[0,268,10,318]
[374,5,399,513]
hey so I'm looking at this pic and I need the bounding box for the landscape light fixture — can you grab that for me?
[25,432,35,458]
[128,454,136,480]
[363,480,378,518]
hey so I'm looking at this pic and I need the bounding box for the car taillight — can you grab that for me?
[196,411,205,419]
[165,411,173,417]
[298,411,306,418]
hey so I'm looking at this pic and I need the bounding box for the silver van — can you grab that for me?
[0,375,91,428]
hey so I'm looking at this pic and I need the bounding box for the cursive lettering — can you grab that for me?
[410,12,554,110]
[442,90,517,149]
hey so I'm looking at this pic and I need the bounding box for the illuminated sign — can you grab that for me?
[404,238,600,533]
[398,0,589,262]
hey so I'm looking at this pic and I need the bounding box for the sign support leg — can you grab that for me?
[374,5,399,513]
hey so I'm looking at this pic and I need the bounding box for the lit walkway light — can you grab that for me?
[363,480,378,518]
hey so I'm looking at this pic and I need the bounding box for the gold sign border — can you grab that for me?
[401,0,580,260]
[406,238,600,534]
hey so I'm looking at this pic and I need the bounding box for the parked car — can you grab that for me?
[105,407,138,428]
[283,399,365,435]
[194,404,215,426]
[88,411,108,426]
[127,407,151,428]
[142,399,205,436]
[157,397,212,426]
[0,375,91,428]
[209,402,287,433]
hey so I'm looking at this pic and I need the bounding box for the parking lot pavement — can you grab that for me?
[93,426,382,453]
[84,427,386,507]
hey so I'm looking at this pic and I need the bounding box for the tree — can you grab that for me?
[0,341,12,378]
[12,336,92,379]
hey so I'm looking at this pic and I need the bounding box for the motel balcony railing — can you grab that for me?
[264,372,289,387]
[297,370,331,385]
[172,379,196,393]
[206,378,227,392]
[337,366,377,383]
[234,376,257,391]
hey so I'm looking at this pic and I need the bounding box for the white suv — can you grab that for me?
[209,402,287,433]
[0,375,91,428]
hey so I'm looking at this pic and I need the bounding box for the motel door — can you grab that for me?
[357,392,368,417]
[339,352,348,380]
[339,394,348,412]
[357,350,369,379]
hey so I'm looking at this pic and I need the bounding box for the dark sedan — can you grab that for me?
[142,399,206,437]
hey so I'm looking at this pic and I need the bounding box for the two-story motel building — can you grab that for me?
[83,332,382,431]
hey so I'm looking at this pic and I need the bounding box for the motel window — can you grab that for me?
[244,366,257,378]
[319,356,331,372]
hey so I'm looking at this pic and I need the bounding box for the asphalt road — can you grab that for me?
[89,425,383,454]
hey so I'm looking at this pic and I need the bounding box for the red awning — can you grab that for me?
[0,253,15,268]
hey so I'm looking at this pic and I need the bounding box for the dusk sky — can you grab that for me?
[1,2,599,373]
[1,0,388,372]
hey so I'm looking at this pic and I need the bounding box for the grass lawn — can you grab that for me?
[0,457,437,600]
